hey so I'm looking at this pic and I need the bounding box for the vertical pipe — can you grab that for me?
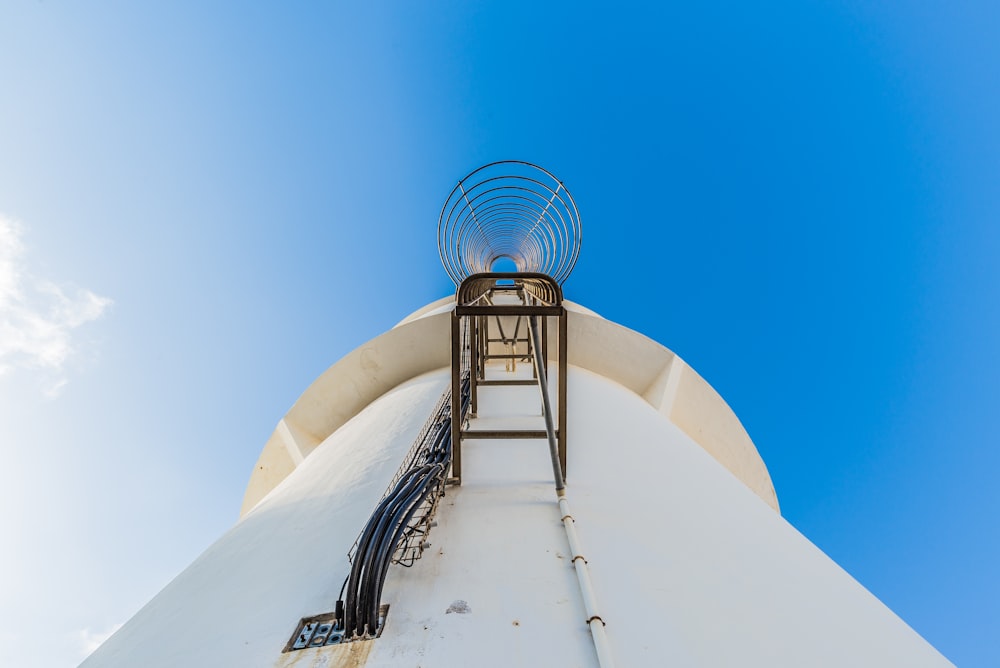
[480,315,487,376]
[559,497,616,668]
[450,313,462,483]
[526,314,534,395]
[470,315,479,416]
[542,314,549,382]
[527,315,564,492]
[558,308,568,480]
[528,316,544,378]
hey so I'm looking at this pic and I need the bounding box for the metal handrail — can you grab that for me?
[456,272,563,308]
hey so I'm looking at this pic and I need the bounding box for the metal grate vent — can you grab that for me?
[283,605,389,653]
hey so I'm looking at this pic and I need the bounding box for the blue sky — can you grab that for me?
[1,2,996,665]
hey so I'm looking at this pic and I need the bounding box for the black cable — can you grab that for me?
[364,466,442,632]
[343,467,426,634]
[355,466,434,634]
[338,373,470,638]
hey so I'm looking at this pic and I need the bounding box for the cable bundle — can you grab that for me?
[336,375,470,639]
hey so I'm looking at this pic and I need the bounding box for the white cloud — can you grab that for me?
[75,622,123,658]
[0,214,112,395]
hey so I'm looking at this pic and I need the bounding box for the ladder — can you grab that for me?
[450,272,568,488]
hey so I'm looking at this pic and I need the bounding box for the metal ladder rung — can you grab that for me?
[477,379,538,386]
[461,429,558,440]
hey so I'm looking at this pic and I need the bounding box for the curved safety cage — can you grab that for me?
[438,161,582,285]
[457,272,563,307]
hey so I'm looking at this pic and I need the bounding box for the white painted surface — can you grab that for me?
[80,371,451,668]
[82,360,952,667]
[245,298,778,516]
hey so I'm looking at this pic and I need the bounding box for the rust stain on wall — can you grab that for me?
[274,640,374,668]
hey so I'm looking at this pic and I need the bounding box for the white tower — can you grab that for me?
[82,162,952,667]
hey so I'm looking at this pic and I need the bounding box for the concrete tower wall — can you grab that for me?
[81,299,952,668]
[243,301,778,517]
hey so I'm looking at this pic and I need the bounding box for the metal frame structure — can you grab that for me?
[450,272,568,485]
[439,164,613,666]
[438,161,582,286]
[285,161,615,662]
